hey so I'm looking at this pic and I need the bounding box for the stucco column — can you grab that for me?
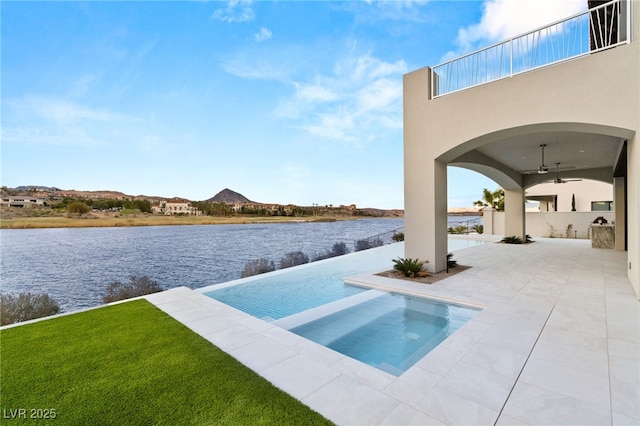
[404,159,448,273]
[482,207,495,235]
[504,188,526,239]
[432,160,448,272]
[627,136,639,299]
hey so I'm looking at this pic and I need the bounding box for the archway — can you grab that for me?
[444,124,628,248]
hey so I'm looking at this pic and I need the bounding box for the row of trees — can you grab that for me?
[37,196,351,218]
[191,202,350,218]
[51,197,153,213]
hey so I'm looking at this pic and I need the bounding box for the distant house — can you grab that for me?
[1,197,46,208]
[153,198,200,215]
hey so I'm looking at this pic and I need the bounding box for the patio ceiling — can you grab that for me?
[476,132,623,174]
[450,131,626,189]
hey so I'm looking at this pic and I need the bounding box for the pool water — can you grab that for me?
[202,243,404,320]
[201,239,484,321]
[287,291,480,376]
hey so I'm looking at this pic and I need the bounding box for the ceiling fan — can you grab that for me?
[518,144,550,174]
[546,162,582,184]
[519,144,575,175]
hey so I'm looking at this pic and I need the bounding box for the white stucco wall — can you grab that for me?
[484,210,616,239]
[526,180,613,212]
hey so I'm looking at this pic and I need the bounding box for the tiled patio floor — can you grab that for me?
[146,238,639,425]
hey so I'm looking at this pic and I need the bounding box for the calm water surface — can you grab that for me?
[1,218,403,312]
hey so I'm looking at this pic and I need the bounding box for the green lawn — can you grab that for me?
[0,300,333,425]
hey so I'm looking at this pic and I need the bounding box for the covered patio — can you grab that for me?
[402,0,639,299]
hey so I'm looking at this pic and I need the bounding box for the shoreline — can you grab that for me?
[0,214,399,230]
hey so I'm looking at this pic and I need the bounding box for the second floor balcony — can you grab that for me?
[432,0,632,98]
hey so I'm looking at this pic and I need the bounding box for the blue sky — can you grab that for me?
[1,0,586,209]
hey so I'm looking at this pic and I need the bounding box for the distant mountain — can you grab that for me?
[13,185,62,192]
[207,188,253,204]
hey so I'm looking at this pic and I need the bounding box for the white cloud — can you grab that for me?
[27,96,126,124]
[221,34,406,145]
[212,0,255,23]
[2,96,138,148]
[356,0,431,23]
[219,48,294,81]
[278,52,406,144]
[356,78,401,113]
[447,0,587,58]
[296,84,338,103]
[255,27,272,42]
[1,126,104,148]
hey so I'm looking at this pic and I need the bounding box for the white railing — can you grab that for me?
[431,0,631,98]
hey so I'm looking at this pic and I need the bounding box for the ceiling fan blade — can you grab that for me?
[555,178,582,184]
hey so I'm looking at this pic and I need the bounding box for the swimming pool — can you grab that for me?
[200,238,485,320]
[200,239,484,375]
[284,291,480,376]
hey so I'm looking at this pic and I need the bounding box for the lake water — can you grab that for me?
[0,218,404,312]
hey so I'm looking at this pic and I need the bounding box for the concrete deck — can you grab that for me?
[146,238,639,425]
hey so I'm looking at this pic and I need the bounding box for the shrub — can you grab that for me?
[240,258,275,278]
[0,292,60,325]
[448,225,468,234]
[501,235,524,244]
[66,201,90,215]
[392,232,404,242]
[355,238,384,252]
[471,224,484,234]
[103,275,164,303]
[392,257,426,278]
[329,242,350,256]
[279,251,309,269]
[312,242,350,261]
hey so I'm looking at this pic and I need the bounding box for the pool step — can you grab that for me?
[272,289,389,330]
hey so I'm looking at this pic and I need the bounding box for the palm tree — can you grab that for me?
[473,188,505,212]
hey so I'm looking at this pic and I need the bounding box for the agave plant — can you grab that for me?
[392,257,426,277]
[501,235,524,244]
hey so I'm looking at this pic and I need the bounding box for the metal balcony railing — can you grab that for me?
[431,0,631,98]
